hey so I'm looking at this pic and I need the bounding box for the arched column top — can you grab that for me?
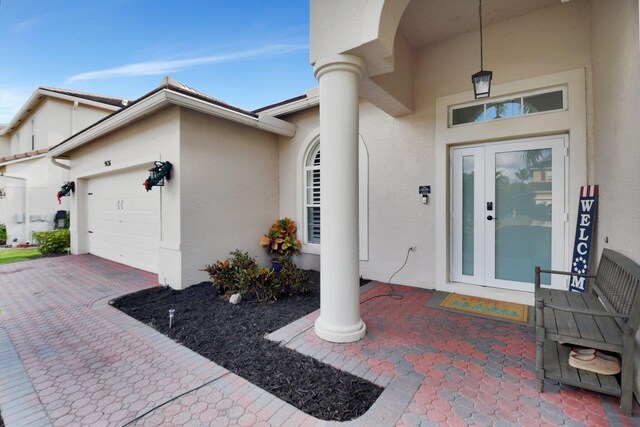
[313,54,366,81]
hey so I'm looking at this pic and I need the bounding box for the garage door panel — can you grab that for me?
[87,167,160,273]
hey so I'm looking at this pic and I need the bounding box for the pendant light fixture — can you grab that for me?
[472,0,492,99]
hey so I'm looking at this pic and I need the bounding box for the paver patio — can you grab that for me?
[0,255,637,426]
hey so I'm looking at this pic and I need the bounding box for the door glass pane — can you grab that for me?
[495,148,552,284]
[462,156,474,275]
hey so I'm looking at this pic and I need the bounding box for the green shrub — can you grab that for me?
[203,250,258,296]
[32,229,70,254]
[203,250,309,301]
[274,259,310,296]
[0,223,6,243]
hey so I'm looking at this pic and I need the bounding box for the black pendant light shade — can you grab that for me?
[473,0,492,99]
[472,70,493,99]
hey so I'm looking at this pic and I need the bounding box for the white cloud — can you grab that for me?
[14,17,41,32]
[66,44,307,83]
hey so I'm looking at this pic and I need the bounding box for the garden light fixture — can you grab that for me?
[169,308,175,329]
[472,0,493,99]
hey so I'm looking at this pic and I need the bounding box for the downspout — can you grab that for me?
[0,173,28,244]
[50,156,71,171]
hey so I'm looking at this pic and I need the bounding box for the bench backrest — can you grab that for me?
[593,248,640,332]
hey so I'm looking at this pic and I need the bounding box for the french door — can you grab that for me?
[451,136,567,291]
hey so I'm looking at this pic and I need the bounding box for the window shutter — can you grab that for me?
[305,142,321,244]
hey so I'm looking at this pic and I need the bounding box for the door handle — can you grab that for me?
[487,215,495,221]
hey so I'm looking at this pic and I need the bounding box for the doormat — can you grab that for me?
[425,292,533,326]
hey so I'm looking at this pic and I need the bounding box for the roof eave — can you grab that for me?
[48,89,296,158]
[258,87,319,117]
[0,153,48,167]
[0,88,122,136]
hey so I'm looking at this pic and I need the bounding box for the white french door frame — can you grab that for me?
[451,135,568,292]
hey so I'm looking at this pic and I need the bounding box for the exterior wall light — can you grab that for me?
[472,0,492,99]
[57,181,75,204]
[143,161,172,192]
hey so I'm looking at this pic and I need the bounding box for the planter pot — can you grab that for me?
[271,260,282,272]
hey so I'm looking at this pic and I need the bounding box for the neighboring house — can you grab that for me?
[48,0,639,397]
[0,87,128,244]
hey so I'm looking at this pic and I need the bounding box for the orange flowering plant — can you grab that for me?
[259,217,302,259]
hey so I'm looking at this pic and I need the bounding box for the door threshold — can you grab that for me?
[438,281,534,306]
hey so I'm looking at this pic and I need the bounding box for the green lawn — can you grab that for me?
[0,248,42,264]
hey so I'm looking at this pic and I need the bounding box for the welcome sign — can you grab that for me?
[569,185,598,292]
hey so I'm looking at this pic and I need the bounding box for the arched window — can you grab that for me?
[304,139,321,244]
[299,134,369,260]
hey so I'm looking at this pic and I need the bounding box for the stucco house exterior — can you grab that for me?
[48,78,294,286]
[47,0,639,400]
[0,87,128,244]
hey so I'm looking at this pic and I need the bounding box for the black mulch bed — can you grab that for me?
[112,273,382,421]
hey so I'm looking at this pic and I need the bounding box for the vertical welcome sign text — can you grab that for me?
[569,185,598,292]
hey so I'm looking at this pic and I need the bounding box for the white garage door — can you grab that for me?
[87,167,160,273]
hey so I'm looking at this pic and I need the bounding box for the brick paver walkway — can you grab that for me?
[0,255,637,426]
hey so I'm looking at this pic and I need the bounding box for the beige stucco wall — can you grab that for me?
[8,98,113,153]
[68,106,181,286]
[283,0,594,287]
[39,98,114,148]
[278,107,320,271]
[589,0,640,402]
[179,108,280,287]
[66,105,280,289]
[3,157,70,243]
[0,136,9,157]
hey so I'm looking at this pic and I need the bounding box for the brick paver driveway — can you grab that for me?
[1,255,637,426]
[0,255,306,426]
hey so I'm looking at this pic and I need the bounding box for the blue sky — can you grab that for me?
[0,0,316,122]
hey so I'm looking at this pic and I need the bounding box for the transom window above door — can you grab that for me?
[449,87,566,127]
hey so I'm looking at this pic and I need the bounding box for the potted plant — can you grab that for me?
[259,217,302,271]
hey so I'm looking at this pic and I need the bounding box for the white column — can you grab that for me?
[313,54,366,343]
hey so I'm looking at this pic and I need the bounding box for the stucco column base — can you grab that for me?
[314,316,366,343]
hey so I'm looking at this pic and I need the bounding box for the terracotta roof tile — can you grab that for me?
[0,148,49,164]
[40,87,130,107]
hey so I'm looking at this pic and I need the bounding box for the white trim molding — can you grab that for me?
[49,88,297,159]
[434,68,588,305]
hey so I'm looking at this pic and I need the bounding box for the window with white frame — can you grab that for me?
[299,134,369,260]
[304,139,321,244]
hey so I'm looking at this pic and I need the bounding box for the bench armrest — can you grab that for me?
[534,266,596,290]
[537,268,596,279]
[542,303,630,319]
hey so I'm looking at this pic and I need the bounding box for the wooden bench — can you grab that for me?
[535,248,640,416]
